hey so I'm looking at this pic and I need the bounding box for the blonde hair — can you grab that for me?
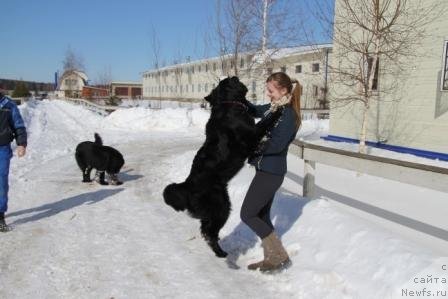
[266,72,301,129]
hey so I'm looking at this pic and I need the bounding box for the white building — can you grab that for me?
[328,0,448,156]
[56,70,88,98]
[142,44,332,109]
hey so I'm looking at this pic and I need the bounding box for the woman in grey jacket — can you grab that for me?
[242,72,301,272]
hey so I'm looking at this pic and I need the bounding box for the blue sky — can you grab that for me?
[0,0,331,84]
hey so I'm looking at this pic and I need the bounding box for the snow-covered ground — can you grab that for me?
[0,100,447,298]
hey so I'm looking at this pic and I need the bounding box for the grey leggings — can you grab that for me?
[240,171,284,239]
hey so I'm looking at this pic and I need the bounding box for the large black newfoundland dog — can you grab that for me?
[163,77,282,257]
[75,133,124,185]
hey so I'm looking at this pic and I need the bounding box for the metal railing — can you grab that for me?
[291,140,448,197]
[289,140,448,247]
[62,98,122,115]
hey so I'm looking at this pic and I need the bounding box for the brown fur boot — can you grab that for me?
[247,238,269,270]
[248,232,291,272]
[259,232,291,273]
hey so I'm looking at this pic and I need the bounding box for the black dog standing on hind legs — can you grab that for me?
[163,77,283,258]
[75,133,124,185]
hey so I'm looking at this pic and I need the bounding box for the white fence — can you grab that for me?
[290,140,448,252]
[62,98,123,115]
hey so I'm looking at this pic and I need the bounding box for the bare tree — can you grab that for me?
[250,0,305,70]
[94,66,112,88]
[61,46,85,98]
[149,26,163,100]
[209,0,305,103]
[310,0,445,153]
[213,0,256,77]
[62,46,85,72]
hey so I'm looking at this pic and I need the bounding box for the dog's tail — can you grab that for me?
[163,182,190,212]
[94,133,103,145]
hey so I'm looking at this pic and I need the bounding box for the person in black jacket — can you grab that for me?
[0,90,27,232]
[241,72,301,272]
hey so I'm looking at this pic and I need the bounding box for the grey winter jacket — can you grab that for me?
[248,103,299,176]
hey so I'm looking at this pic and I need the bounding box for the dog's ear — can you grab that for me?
[204,87,219,106]
[230,76,240,84]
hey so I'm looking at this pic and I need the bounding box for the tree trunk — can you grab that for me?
[261,0,269,103]
[359,101,369,154]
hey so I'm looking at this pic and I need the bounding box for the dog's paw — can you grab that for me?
[215,250,228,258]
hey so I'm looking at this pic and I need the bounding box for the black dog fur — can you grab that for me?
[163,77,282,257]
[75,133,124,185]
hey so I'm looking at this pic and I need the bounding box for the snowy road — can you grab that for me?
[1,135,299,299]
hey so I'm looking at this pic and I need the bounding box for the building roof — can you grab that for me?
[110,81,142,86]
[143,43,333,74]
[61,70,88,81]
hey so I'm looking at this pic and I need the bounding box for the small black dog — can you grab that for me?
[163,77,282,257]
[75,133,124,185]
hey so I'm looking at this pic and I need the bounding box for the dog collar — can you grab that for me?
[220,101,248,112]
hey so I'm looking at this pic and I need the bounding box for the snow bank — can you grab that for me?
[102,107,208,132]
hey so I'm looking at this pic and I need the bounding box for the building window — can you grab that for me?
[206,64,209,72]
[267,68,273,75]
[367,57,379,91]
[240,58,245,68]
[442,41,448,91]
[295,65,302,73]
[213,63,216,71]
[281,66,286,73]
[312,63,320,72]
[198,65,201,72]
[205,83,208,92]
[252,81,256,93]
[192,84,194,93]
[313,85,318,98]
[116,87,129,96]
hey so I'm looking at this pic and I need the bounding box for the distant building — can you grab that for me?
[56,70,88,98]
[142,44,332,109]
[0,79,54,97]
[110,82,142,99]
[82,86,109,99]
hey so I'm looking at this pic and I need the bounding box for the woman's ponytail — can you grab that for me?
[291,79,302,129]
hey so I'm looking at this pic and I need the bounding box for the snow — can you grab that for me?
[1,99,447,298]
